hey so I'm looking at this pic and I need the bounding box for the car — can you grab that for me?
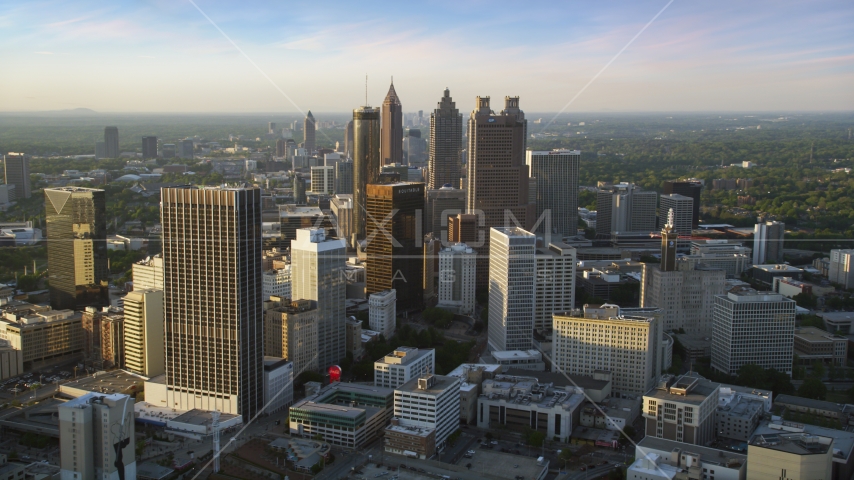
[588,464,597,469]
[491,441,498,445]
[466,450,475,455]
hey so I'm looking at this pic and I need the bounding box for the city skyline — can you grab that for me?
[2,1,851,113]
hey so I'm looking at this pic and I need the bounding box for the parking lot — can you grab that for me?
[0,365,76,400]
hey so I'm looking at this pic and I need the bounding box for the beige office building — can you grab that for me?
[132,255,163,290]
[747,432,833,480]
[0,305,84,368]
[641,260,726,334]
[59,393,136,480]
[123,289,164,378]
[552,304,663,396]
[264,298,319,375]
[643,374,720,446]
[534,242,576,332]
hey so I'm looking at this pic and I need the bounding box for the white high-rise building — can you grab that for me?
[829,249,854,289]
[374,346,435,389]
[59,393,136,480]
[659,194,694,236]
[534,242,576,332]
[122,288,164,378]
[596,183,658,236]
[132,255,163,290]
[369,289,397,339]
[437,243,476,315]
[641,260,727,334]
[488,227,536,352]
[711,286,795,376]
[753,221,785,265]
[393,374,461,449]
[526,149,581,239]
[291,228,347,369]
[310,166,335,194]
[263,265,292,301]
[552,304,663,396]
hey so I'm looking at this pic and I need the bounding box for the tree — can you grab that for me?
[619,426,636,447]
[526,430,546,448]
[793,292,817,309]
[798,377,828,401]
[812,361,826,379]
[558,448,574,468]
[608,467,625,480]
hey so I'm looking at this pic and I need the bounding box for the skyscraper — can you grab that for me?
[352,106,381,242]
[380,81,403,166]
[268,121,277,134]
[753,221,785,264]
[45,187,108,310]
[335,160,354,195]
[425,186,466,239]
[533,242,576,332]
[663,180,703,228]
[365,183,425,311]
[161,186,263,419]
[304,111,316,153]
[487,227,535,352]
[142,136,158,159]
[291,228,347,370]
[59,393,136,480]
[595,183,658,236]
[123,289,164,378]
[437,243,477,315]
[711,286,795,376]
[104,126,119,158]
[428,88,463,190]
[344,120,354,157]
[659,194,694,236]
[467,96,532,286]
[369,289,397,338]
[275,138,286,157]
[526,149,581,239]
[3,152,31,199]
[310,166,335,194]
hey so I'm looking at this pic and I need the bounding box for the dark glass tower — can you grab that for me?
[104,126,119,158]
[380,81,403,166]
[428,88,463,189]
[161,186,263,420]
[142,136,158,159]
[663,180,702,228]
[45,187,108,310]
[304,111,316,153]
[366,182,425,311]
[352,106,380,242]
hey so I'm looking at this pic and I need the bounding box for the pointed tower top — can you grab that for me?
[666,208,675,230]
[384,80,401,106]
[306,110,314,119]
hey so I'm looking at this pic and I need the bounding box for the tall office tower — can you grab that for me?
[425,186,466,239]
[380,81,403,166]
[660,209,679,272]
[526,149,581,239]
[552,304,663,396]
[142,136,158,159]
[291,120,301,132]
[344,120,354,156]
[428,88,463,189]
[403,129,427,167]
[45,187,108,310]
[595,183,658,236]
[423,233,440,303]
[753,220,785,265]
[533,242,576,332]
[369,289,397,338]
[711,286,795,376]
[365,183,425,311]
[132,255,163,290]
[291,228,347,370]
[304,111,316,153]
[94,141,106,160]
[437,242,476,315]
[59,393,136,480]
[641,258,726,334]
[663,180,703,228]
[276,138,286,157]
[310,166,335,194]
[487,227,536,352]
[659,194,694,236]
[104,126,119,158]
[448,213,477,244]
[352,106,381,241]
[292,174,307,204]
[829,249,854,289]
[161,186,263,419]
[330,194,354,248]
[178,139,194,159]
[264,298,319,374]
[268,121,277,134]
[467,96,533,287]
[3,152,31,199]
[335,160,354,195]
[123,288,164,378]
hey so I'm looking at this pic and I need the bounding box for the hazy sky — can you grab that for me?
[2,0,853,113]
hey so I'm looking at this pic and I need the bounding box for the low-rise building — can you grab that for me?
[384,418,437,460]
[59,393,136,480]
[0,339,23,381]
[774,394,846,424]
[643,374,720,446]
[748,431,833,480]
[752,264,804,285]
[632,437,747,480]
[374,346,435,389]
[0,303,84,369]
[268,437,331,473]
[579,396,640,431]
[750,419,854,480]
[715,384,770,442]
[794,327,848,366]
[0,454,26,480]
[446,363,504,424]
[482,350,546,371]
[289,383,394,448]
[476,373,586,443]
[394,374,461,449]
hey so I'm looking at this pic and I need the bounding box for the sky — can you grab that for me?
[1,0,853,113]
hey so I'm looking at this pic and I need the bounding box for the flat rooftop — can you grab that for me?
[774,394,845,414]
[491,350,541,361]
[386,423,434,437]
[751,432,832,455]
[396,375,460,395]
[636,437,746,469]
[503,368,611,393]
[171,409,240,426]
[446,363,503,392]
[645,377,719,406]
[794,327,839,343]
[60,369,146,396]
[752,420,854,461]
[453,448,547,480]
